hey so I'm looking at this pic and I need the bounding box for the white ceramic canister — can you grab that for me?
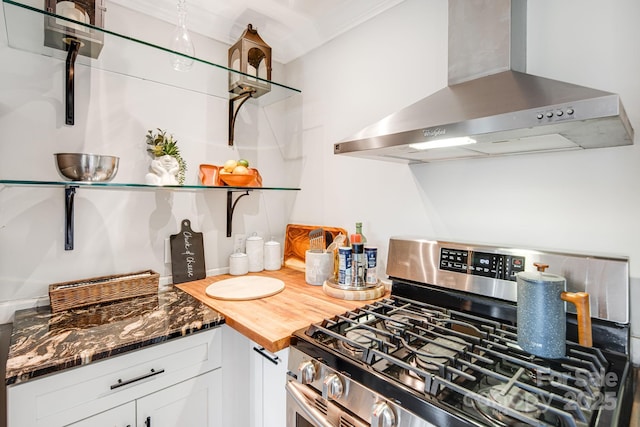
[246,233,264,272]
[264,238,282,271]
[229,252,249,276]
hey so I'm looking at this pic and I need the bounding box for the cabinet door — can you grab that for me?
[261,346,289,427]
[221,325,250,427]
[250,343,289,427]
[136,369,222,427]
[220,326,288,427]
[66,402,135,427]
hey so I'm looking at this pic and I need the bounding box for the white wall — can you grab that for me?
[287,0,640,364]
[0,3,298,316]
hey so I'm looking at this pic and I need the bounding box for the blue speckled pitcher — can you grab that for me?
[516,263,592,359]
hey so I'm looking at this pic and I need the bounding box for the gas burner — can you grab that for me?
[338,328,378,355]
[493,360,540,386]
[383,314,413,334]
[472,383,541,426]
[413,336,467,371]
[383,313,433,335]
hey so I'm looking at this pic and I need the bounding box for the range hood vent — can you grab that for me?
[334,0,634,163]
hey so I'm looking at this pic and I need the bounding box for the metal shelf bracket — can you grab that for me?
[228,88,256,146]
[65,38,81,126]
[64,185,78,250]
[226,190,251,237]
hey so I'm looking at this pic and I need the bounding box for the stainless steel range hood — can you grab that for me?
[334,0,634,163]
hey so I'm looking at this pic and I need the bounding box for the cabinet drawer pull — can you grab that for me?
[145,416,151,427]
[253,346,279,365]
[110,368,165,390]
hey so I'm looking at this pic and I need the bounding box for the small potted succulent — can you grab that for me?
[145,128,187,185]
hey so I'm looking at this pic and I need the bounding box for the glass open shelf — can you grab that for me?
[0,179,301,192]
[2,0,301,105]
[0,179,300,248]
[1,1,303,247]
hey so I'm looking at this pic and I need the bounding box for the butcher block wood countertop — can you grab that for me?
[177,268,389,353]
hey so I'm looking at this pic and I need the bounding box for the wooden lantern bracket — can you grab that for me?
[228,88,256,146]
[65,38,81,126]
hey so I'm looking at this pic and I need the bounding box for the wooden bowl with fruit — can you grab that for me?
[199,159,262,187]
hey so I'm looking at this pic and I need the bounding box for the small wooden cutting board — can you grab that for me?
[205,276,285,301]
[283,224,348,271]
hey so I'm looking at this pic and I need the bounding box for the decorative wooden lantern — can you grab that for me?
[228,24,272,98]
[44,0,106,126]
[227,24,272,145]
[44,0,106,59]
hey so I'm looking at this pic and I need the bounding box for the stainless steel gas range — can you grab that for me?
[286,237,633,427]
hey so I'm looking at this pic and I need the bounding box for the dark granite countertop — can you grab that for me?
[5,286,224,386]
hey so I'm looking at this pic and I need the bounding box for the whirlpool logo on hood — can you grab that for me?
[423,128,447,138]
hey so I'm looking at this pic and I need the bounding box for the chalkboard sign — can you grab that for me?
[170,219,206,284]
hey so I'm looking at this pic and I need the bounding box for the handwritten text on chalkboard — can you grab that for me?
[181,230,196,278]
[170,219,206,284]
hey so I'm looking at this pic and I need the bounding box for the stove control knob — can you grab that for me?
[372,401,396,427]
[322,373,343,400]
[297,360,317,385]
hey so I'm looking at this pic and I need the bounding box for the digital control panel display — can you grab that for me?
[440,248,525,282]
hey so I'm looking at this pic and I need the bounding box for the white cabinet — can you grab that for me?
[249,341,289,427]
[220,325,251,427]
[7,328,222,427]
[260,345,289,427]
[68,370,221,427]
[220,325,289,427]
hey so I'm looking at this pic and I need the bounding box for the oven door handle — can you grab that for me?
[286,381,335,427]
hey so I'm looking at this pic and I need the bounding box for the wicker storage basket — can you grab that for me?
[49,270,159,313]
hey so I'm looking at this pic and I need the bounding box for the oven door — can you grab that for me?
[286,380,368,427]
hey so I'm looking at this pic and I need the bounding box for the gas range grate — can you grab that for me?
[304,296,612,427]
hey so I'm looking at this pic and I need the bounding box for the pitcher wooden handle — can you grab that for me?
[561,291,593,347]
[533,262,549,272]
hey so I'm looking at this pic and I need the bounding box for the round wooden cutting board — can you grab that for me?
[205,276,285,301]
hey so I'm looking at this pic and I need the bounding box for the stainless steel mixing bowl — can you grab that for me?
[54,153,120,182]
